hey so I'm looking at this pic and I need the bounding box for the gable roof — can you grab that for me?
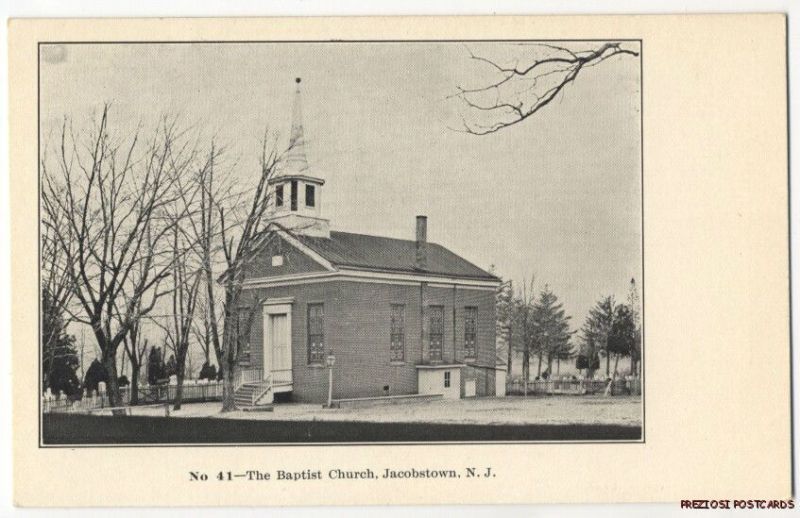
[294,230,499,282]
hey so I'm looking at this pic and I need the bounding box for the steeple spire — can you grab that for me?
[267,77,330,239]
[285,77,309,174]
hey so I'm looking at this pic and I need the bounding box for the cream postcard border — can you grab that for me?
[10,15,790,505]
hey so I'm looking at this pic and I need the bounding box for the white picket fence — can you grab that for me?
[508,377,642,396]
[42,379,225,414]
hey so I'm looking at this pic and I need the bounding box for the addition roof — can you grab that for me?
[294,230,500,282]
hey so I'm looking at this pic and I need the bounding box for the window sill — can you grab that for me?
[389,361,406,366]
[307,363,326,369]
[464,357,477,364]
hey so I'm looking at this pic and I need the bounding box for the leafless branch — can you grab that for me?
[452,42,639,135]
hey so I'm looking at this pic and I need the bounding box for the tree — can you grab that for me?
[44,331,80,398]
[579,295,616,378]
[552,326,576,376]
[41,106,199,407]
[530,285,574,378]
[627,278,642,376]
[575,350,599,374]
[121,330,148,405]
[149,154,210,410]
[452,42,639,135]
[83,358,108,395]
[195,135,289,411]
[147,346,166,386]
[495,279,515,387]
[41,208,75,387]
[161,213,203,410]
[511,278,537,395]
[608,304,636,376]
[194,146,227,382]
[193,284,218,378]
[41,285,79,395]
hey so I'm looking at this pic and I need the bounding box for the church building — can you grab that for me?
[233,79,502,407]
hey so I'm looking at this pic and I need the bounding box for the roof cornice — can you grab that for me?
[241,268,500,290]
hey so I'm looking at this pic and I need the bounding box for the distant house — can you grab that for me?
[233,80,501,406]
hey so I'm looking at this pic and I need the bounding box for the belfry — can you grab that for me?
[268,78,330,238]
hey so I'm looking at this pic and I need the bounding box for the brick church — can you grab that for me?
[233,79,502,407]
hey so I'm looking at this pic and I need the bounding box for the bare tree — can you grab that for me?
[495,279,515,389]
[41,105,198,406]
[120,325,148,405]
[192,291,217,374]
[452,42,639,135]
[195,145,227,380]
[40,206,75,389]
[513,277,537,396]
[627,277,642,377]
[160,225,202,410]
[192,136,288,411]
[159,164,206,410]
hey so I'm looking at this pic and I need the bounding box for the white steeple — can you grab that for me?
[268,77,330,238]
[285,77,310,175]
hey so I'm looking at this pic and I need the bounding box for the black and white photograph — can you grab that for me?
[5,8,795,512]
[39,40,643,445]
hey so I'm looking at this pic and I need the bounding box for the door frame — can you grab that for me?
[262,299,293,382]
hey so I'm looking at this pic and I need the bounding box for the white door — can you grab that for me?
[465,379,477,398]
[269,314,292,385]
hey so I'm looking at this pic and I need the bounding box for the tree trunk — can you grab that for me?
[174,372,184,411]
[605,351,610,377]
[130,363,140,405]
[101,349,122,412]
[505,331,513,390]
[522,349,529,397]
[222,363,236,411]
[44,332,57,392]
[537,353,542,376]
[222,310,239,412]
[557,357,560,375]
[613,353,620,376]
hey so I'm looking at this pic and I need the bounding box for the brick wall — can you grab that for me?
[242,279,496,403]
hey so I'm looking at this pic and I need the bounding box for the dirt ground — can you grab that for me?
[123,395,642,426]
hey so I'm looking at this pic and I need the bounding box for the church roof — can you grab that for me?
[295,230,499,281]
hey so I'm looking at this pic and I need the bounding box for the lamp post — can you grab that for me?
[325,351,336,408]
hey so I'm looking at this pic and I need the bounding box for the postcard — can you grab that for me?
[9,14,791,506]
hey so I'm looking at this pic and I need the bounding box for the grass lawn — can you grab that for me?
[43,395,642,444]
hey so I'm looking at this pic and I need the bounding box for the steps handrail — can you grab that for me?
[251,375,273,406]
[234,367,263,391]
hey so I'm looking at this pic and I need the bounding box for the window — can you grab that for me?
[237,310,252,362]
[307,303,325,364]
[271,255,284,267]
[464,307,478,358]
[429,305,444,362]
[290,180,298,211]
[390,304,405,362]
[275,184,284,207]
[444,371,451,388]
[305,184,315,208]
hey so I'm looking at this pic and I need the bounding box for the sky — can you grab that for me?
[40,41,642,356]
